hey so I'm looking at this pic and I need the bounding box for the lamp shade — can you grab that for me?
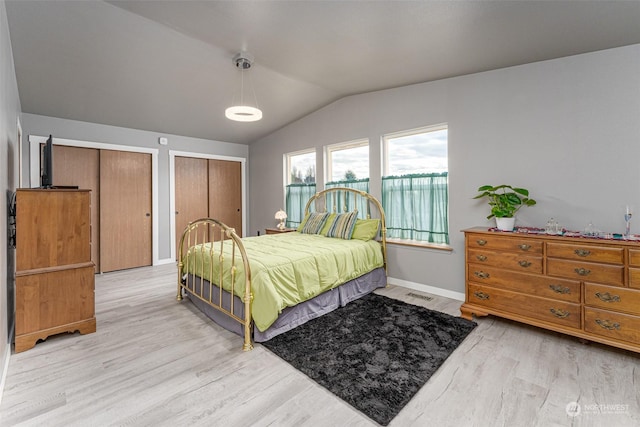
[275,210,287,220]
[225,105,263,122]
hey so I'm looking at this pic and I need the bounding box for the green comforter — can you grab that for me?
[183,232,384,331]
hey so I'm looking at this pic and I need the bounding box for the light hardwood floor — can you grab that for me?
[1,264,639,426]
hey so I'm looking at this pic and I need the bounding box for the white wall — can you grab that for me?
[20,114,249,262]
[249,44,640,296]
[0,0,21,402]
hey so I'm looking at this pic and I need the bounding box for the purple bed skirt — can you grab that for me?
[184,267,387,342]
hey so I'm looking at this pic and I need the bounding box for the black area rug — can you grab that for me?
[262,293,477,426]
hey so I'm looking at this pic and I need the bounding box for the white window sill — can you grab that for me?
[385,238,453,252]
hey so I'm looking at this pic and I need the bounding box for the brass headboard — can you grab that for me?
[304,187,387,272]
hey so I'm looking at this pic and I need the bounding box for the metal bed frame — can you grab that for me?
[176,187,387,351]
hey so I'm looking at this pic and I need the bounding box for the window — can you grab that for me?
[325,139,370,216]
[285,150,316,228]
[326,139,369,182]
[382,125,449,244]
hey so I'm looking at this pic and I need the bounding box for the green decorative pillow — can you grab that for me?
[296,213,310,232]
[326,211,359,239]
[300,212,330,235]
[320,213,336,236]
[351,219,381,241]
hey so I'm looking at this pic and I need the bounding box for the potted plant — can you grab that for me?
[474,184,536,231]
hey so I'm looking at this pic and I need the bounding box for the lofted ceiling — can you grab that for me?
[6,0,640,145]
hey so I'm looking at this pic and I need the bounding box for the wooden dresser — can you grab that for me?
[462,227,640,353]
[15,189,96,352]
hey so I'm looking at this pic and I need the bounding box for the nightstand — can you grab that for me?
[265,227,296,235]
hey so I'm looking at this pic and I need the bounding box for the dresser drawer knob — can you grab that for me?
[574,268,591,276]
[549,284,571,294]
[474,271,490,279]
[518,260,532,268]
[476,239,487,246]
[476,255,487,262]
[473,291,490,300]
[595,292,621,303]
[595,319,620,330]
[549,308,570,318]
[518,244,531,251]
[574,249,591,257]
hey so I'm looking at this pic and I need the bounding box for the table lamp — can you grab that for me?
[275,210,287,230]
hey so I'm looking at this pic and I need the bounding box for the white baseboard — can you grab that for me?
[387,276,465,302]
[155,258,176,266]
[0,343,11,407]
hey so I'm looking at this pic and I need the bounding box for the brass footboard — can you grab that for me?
[176,219,253,351]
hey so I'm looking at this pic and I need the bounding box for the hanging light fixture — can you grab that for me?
[225,52,263,122]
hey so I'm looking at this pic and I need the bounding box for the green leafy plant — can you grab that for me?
[474,185,536,219]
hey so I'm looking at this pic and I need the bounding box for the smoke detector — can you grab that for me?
[232,52,254,70]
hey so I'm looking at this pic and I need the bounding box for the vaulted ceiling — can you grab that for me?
[6,1,640,144]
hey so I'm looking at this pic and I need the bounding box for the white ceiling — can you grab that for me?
[6,0,640,145]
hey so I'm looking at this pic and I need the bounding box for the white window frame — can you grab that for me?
[382,123,448,176]
[381,123,450,247]
[325,138,369,183]
[285,148,316,185]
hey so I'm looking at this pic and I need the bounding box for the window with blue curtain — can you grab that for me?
[382,172,449,244]
[285,183,316,228]
[325,178,370,218]
[285,149,316,227]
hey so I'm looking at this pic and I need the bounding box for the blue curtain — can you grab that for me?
[381,173,448,244]
[285,183,317,227]
[325,178,370,218]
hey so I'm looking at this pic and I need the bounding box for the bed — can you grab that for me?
[176,187,387,351]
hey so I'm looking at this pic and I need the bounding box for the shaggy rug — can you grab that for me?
[262,293,477,425]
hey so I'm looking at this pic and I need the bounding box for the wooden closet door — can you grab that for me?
[53,145,101,272]
[208,159,242,237]
[100,150,152,272]
[175,157,209,257]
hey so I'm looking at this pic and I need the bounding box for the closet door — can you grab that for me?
[100,150,152,272]
[208,159,242,237]
[52,145,101,272]
[175,156,209,257]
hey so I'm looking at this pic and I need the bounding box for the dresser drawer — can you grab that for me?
[584,307,640,346]
[629,249,640,267]
[629,267,640,290]
[467,264,580,302]
[546,242,623,264]
[467,249,542,274]
[584,283,640,315]
[468,283,581,329]
[547,259,623,286]
[466,234,542,254]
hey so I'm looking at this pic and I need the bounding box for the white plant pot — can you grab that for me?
[495,217,515,231]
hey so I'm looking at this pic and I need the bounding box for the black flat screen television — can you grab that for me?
[40,135,53,188]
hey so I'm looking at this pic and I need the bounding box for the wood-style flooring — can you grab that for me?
[1,264,639,426]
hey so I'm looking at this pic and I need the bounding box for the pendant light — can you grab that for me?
[225,52,263,122]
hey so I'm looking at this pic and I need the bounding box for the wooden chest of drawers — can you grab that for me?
[462,227,640,353]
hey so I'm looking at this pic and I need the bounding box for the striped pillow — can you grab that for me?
[326,211,359,239]
[300,212,330,235]
[319,213,336,236]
